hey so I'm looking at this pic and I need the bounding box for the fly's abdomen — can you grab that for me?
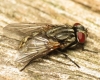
[17,35,60,63]
[26,36,59,50]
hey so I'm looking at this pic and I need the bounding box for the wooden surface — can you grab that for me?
[0,0,100,80]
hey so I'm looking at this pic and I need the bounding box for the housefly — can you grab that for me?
[3,23,97,71]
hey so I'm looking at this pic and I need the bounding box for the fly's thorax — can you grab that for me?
[46,26,75,41]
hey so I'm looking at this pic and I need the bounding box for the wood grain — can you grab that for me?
[0,0,100,80]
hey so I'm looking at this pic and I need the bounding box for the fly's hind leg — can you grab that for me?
[18,31,40,49]
[18,36,31,49]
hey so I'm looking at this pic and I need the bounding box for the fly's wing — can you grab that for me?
[3,23,73,62]
[3,23,73,41]
[3,23,54,41]
[17,35,60,63]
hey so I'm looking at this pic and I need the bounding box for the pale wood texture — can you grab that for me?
[0,0,100,80]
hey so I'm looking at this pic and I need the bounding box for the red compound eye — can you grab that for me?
[77,32,85,43]
[73,23,81,27]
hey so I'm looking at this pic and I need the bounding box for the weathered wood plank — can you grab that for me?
[0,0,100,80]
[73,0,100,12]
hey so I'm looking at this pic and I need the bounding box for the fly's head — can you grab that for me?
[73,23,88,44]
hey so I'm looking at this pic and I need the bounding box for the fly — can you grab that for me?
[3,23,97,71]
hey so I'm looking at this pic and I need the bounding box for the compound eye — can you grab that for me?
[77,32,85,43]
[73,23,85,31]
[73,23,81,27]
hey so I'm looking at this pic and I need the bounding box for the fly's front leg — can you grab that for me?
[81,44,98,53]
[18,36,31,49]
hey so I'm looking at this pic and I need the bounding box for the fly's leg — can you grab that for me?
[18,31,41,49]
[18,30,46,49]
[20,58,34,71]
[63,41,98,53]
[62,52,80,68]
[56,50,80,68]
[18,36,31,49]
[57,41,80,68]
[82,45,98,53]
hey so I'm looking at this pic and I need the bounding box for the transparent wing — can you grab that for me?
[17,35,60,63]
[17,47,50,63]
[3,23,72,41]
[3,23,53,41]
